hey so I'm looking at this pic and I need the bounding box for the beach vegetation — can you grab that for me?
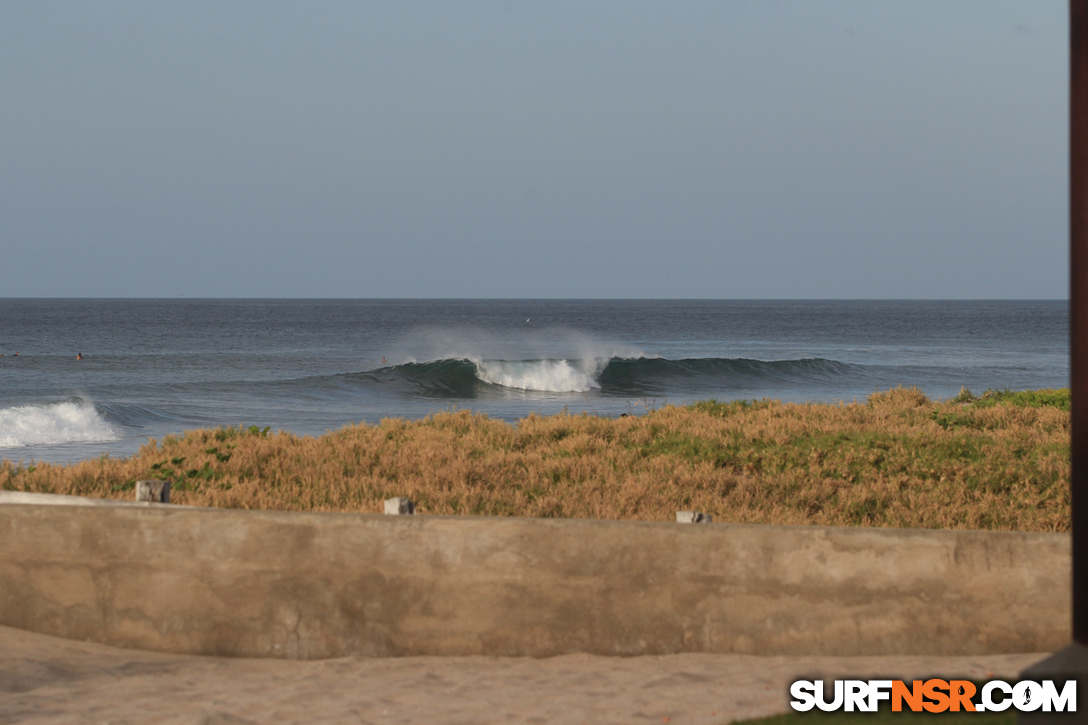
[948,386,1069,411]
[0,388,1070,531]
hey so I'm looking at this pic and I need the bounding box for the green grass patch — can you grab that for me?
[953,387,1070,411]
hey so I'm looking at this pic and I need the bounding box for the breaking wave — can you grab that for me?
[474,358,604,392]
[300,355,861,399]
[0,398,121,449]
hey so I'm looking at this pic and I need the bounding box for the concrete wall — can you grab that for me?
[0,503,1071,659]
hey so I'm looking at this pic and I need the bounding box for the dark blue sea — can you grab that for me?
[0,299,1069,464]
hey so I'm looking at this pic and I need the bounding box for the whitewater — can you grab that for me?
[0,299,1068,463]
[470,358,603,392]
[0,399,119,450]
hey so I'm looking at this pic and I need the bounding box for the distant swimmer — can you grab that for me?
[381,356,387,364]
[12,352,18,357]
[76,353,83,360]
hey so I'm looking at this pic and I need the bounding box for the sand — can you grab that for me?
[0,625,1045,724]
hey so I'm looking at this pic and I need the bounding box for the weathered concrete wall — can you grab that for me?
[0,491,151,507]
[0,503,1070,658]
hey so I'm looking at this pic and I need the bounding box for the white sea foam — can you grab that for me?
[0,400,121,448]
[475,358,603,393]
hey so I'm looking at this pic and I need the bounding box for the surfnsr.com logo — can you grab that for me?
[790,679,1076,714]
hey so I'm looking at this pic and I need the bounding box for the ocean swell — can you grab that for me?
[596,356,853,394]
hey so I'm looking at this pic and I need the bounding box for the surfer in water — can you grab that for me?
[76,353,83,360]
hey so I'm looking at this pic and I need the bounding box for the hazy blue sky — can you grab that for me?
[0,1,1067,298]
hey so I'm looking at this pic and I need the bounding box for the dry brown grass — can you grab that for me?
[1,388,1070,531]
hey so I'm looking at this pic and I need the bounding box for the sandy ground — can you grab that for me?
[0,625,1046,725]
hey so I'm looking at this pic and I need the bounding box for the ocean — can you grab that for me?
[0,299,1068,464]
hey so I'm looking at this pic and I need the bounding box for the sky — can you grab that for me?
[0,1,1068,299]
